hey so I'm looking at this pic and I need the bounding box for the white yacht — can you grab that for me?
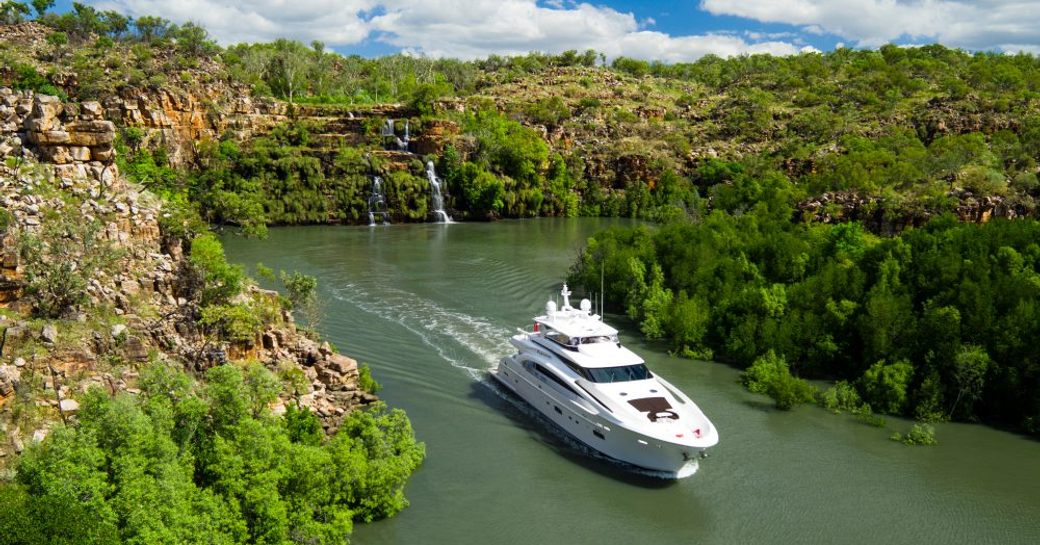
[492,284,719,475]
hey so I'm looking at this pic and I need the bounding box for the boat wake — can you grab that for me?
[331,283,512,381]
[331,282,701,480]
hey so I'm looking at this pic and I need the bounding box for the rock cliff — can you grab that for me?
[0,89,373,464]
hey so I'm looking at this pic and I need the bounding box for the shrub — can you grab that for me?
[818,380,864,413]
[358,363,381,394]
[525,96,571,125]
[890,423,938,446]
[743,350,817,410]
[17,215,121,318]
[45,31,67,46]
[4,364,424,543]
[859,359,913,415]
[198,303,261,343]
[280,270,321,328]
[189,233,244,305]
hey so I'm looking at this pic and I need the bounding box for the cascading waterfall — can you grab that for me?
[368,175,390,225]
[381,118,409,151]
[426,160,452,223]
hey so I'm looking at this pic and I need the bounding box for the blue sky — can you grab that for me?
[49,1,1040,60]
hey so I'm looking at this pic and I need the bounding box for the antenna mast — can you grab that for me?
[600,262,605,317]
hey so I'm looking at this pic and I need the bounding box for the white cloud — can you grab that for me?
[89,0,809,61]
[94,0,376,45]
[700,0,1040,52]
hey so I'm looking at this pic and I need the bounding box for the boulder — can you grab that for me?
[40,323,58,344]
[327,353,358,375]
[122,335,149,361]
[0,364,21,396]
[91,144,115,163]
[59,398,80,413]
[28,129,71,145]
[69,146,91,162]
[30,95,62,131]
[39,145,72,164]
[81,101,103,120]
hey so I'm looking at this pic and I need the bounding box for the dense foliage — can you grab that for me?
[570,179,1040,434]
[0,362,425,544]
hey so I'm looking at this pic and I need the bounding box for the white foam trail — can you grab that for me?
[331,283,512,381]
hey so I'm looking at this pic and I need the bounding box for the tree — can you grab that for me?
[268,39,310,104]
[30,0,51,18]
[859,359,914,415]
[280,270,322,328]
[175,21,218,57]
[188,233,244,305]
[0,1,30,24]
[949,345,990,419]
[16,214,122,318]
[134,15,174,43]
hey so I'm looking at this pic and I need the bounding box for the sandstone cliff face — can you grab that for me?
[795,190,1033,234]
[0,89,371,463]
[98,84,437,169]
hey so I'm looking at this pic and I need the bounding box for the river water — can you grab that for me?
[223,219,1040,545]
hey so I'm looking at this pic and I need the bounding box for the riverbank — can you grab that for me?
[0,89,424,543]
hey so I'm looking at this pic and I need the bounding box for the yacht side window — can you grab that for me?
[546,329,575,347]
[585,364,653,383]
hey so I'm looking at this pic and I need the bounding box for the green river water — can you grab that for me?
[223,218,1040,545]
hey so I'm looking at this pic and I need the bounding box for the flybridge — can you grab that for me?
[533,283,619,341]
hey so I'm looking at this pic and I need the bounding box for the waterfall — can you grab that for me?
[368,175,390,226]
[381,118,409,152]
[425,160,452,223]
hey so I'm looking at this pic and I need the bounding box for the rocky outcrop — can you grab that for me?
[0,89,373,460]
[913,95,1020,143]
[1,88,119,181]
[796,190,1032,235]
[98,85,435,169]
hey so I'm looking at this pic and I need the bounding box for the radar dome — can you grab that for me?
[546,300,557,315]
[580,298,592,312]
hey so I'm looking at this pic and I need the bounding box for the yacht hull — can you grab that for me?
[492,357,705,475]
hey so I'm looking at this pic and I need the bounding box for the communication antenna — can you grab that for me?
[600,263,605,318]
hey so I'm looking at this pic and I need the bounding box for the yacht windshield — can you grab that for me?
[585,364,652,383]
[579,335,618,344]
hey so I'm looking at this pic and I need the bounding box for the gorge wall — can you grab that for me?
[0,88,374,463]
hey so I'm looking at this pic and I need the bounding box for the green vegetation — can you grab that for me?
[280,271,322,329]
[742,351,816,410]
[358,363,381,394]
[0,362,424,544]
[16,207,123,318]
[188,233,244,306]
[571,195,1040,434]
[891,423,939,446]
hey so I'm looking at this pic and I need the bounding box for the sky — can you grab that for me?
[47,1,1040,61]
